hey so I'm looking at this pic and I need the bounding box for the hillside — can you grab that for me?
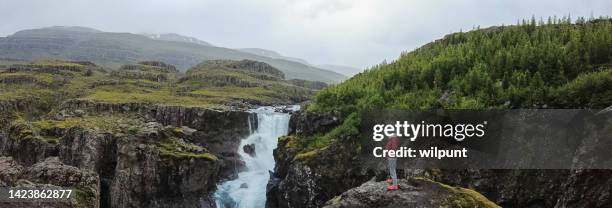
[311,17,611,114]
[0,59,320,110]
[141,33,214,46]
[316,64,362,76]
[238,48,309,65]
[0,26,346,83]
[238,48,362,77]
[267,17,612,208]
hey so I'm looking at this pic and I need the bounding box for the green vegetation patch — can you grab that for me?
[158,138,218,161]
[187,87,282,104]
[407,178,500,208]
[33,115,141,133]
[8,117,59,143]
[82,90,217,107]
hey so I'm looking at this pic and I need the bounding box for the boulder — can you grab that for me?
[243,143,256,157]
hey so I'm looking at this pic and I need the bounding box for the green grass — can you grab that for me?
[82,90,217,107]
[187,87,281,103]
[33,115,141,132]
[0,86,53,101]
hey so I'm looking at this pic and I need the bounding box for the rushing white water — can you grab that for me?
[214,106,292,208]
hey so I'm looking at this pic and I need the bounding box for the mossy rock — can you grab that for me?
[157,138,218,161]
[413,177,500,208]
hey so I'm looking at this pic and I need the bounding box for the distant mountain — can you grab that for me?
[316,64,362,76]
[238,48,361,77]
[141,33,213,46]
[43,26,102,33]
[0,26,346,83]
[237,48,308,65]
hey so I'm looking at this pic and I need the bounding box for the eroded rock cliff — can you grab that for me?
[268,109,612,208]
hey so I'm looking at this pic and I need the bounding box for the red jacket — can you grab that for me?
[385,136,399,151]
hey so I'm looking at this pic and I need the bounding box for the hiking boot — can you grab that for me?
[387,185,399,190]
[386,179,393,183]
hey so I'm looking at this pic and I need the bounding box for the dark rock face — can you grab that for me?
[243,143,256,157]
[555,170,612,208]
[323,178,499,208]
[110,137,219,208]
[0,157,100,208]
[288,111,341,136]
[0,157,25,187]
[58,128,114,171]
[554,109,612,208]
[0,122,59,166]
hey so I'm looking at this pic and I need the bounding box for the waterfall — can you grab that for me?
[214,106,293,208]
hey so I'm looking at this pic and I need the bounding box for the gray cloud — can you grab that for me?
[0,0,610,69]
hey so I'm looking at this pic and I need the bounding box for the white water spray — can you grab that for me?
[214,106,292,208]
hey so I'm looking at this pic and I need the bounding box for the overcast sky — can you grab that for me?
[1,0,610,69]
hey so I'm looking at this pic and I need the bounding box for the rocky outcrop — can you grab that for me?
[323,178,499,208]
[58,128,115,172]
[287,111,341,136]
[0,157,25,187]
[59,100,255,180]
[0,157,100,208]
[243,143,256,157]
[0,98,46,117]
[553,108,612,208]
[267,111,367,208]
[110,134,219,208]
[0,121,59,166]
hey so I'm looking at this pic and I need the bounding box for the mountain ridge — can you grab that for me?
[140,33,213,46]
[0,26,346,83]
[238,47,362,76]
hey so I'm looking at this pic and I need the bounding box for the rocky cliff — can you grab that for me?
[267,109,612,208]
[267,111,372,208]
[0,101,255,208]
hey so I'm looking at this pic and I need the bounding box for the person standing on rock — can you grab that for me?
[385,134,399,190]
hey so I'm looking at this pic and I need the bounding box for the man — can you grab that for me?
[385,135,399,190]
